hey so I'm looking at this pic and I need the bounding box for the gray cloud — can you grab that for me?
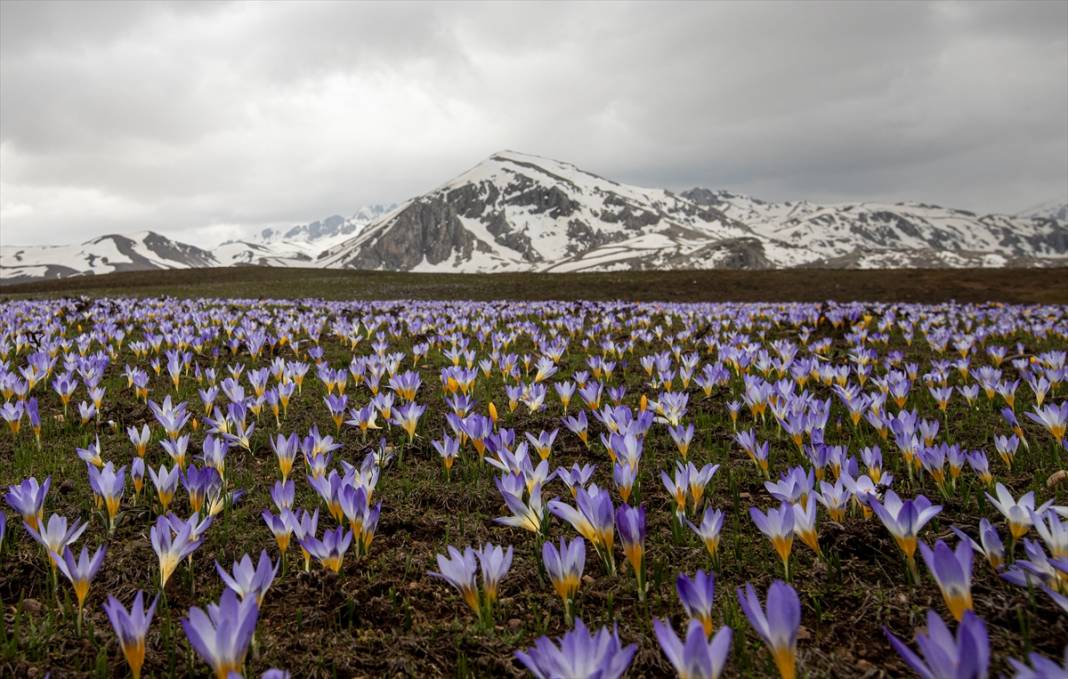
[1,0,1065,245]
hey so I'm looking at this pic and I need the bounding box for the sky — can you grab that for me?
[1,1,1066,246]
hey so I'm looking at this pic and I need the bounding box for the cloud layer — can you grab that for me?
[2,1,1065,245]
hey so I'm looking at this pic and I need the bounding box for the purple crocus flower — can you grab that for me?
[884,610,989,679]
[549,484,615,574]
[289,508,319,572]
[216,550,278,606]
[951,518,1005,571]
[429,544,479,614]
[300,525,352,574]
[869,490,942,570]
[26,512,87,562]
[616,504,647,599]
[919,540,973,621]
[737,580,801,679]
[985,483,1052,540]
[182,587,259,679]
[103,590,158,679]
[750,503,795,579]
[515,618,637,679]
[687,507,725,561]
[52,544,106,620]
[1008,647,1068,678]
[5,475,50,530]
[1025,401,1067,444]
[543,537,585,621]
[475,542,513,607]
[653,618,732,679]
[150,514,205,589]
[88,462,126,533]
[677,569,717,637]
[148,464,180,512]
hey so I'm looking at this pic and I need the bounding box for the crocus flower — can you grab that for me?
[951,518,1005,571]
[148,464,180,513]
[476,542,513,609]
[1008,648,1068,679]
[150,514,205,589]
[26,512,87,565]
[433,434,461,478]
[161,433,190,470]
[262,509,294,554]
[687,507,725,563]
[994,434,1019,471]
[495,477,548,534]
[76,436,104,467]
[750,503,795,579]
[515,618,637,679]
[616,504,647,600]
[1025,401,1067,444]
[5,475,50,530]
[870,490,942,574]
[429,544,480,615]
[543,537,585,622]
[300,526,352,574]
[103,591,158,679]
[88,461,126,533]
[654,618,732,679]
[677,569,717,637]
[737,580,801,679]
[920,540,973,621]
[549,485,616,574]
[128,424,152,458]
[390,402,426,443]
[216,550,278,606]
[52,544,106,627]
[1031,508,1068,560]
[182,587,259,679]
[985,482,1052,540]
[289,508,319,572]
[884,610,989,679]
[612,462,637,504]
[131,457,145,501]
[269,432,299,482]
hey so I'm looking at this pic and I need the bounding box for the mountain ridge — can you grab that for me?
[3,151,1065,282]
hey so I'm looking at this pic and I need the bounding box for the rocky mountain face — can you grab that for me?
[3,152,1065,282]
[318,151,1067,272]
[318,151,791,272]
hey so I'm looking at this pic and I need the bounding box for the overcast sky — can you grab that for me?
[1,1,1066,246]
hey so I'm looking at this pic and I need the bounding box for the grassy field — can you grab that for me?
[2,266,1067,304]
[0,274,1066,678]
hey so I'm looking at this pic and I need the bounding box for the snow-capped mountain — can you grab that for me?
[318,151,781,272]
[3,152,1065,283]
[682,189,1068,268]
[320,151,1067,272]
[208,206,397,268]
[1,231,217,284]
[1016,200,1068,224]
[249,206,394,251]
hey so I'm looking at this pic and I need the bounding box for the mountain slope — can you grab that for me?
[320,152,1067,271]
[1,231,217,284]
[681,189,1067,268]
[318,151,787,272]
[3,152,1066,282]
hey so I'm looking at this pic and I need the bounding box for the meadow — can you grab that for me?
[0,268,1066,678]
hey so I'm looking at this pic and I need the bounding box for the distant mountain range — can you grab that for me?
[2,151,1065,283]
